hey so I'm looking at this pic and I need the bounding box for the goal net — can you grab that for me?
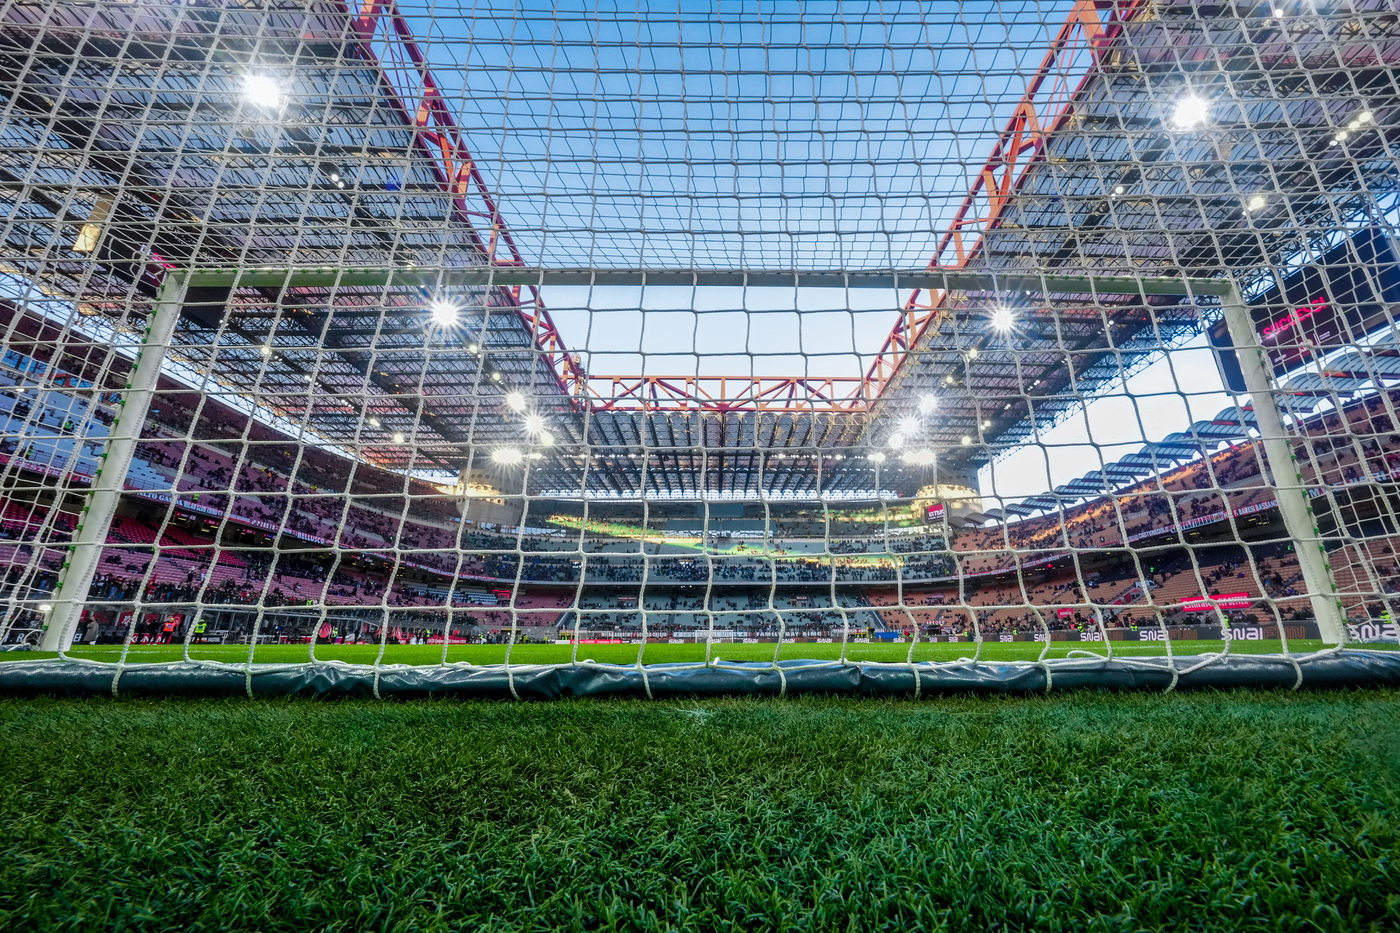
[0,0,1397,697]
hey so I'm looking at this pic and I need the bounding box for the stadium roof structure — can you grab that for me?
[1,1,1397,501]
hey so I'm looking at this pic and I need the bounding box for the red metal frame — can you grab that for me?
[586,375,870,414]
[347,0,588,400]
[862,0,1145,401]
[344,0,1141,413]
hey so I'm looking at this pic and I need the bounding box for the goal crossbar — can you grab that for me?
[183,266,1235,297]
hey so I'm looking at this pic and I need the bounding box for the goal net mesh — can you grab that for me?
[0,0,1397,697]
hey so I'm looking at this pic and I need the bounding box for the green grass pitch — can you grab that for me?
[0,691,1397,930]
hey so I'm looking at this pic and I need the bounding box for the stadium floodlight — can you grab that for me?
[960,435,972,445]
[38,603,51,612]
[392,432,406,444]
[898,416,919,434]
[1170,94,1210,129]
[990,306,1016,333]
[901,449,936,466]
[524,413,546,433]
[1245,194,1268,211]
[887,433,905,450]
[243,73,283,109]
[429,299,459,327]
[869,451,886,462]
[367,416,380,428]
[259,344,273,357]
[505,391,526,410]
[539,430,555,447]
[919,395,939,414]
[493,448,523,465]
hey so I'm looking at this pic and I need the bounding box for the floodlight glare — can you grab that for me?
[1245,194,1267,211]
[919,395,938,414]
[243,74,283,108]
[38,603,52,612]
[888,433,905,450]
[869,452,886,463]
[1170,95,1209,129]
[505,391,526,411]
[493,447,523,465]
[538,431,555,447]
[367,416,380,428]
[524,413,546,433]
[898,416,919,434]
[429,299,458,326]
[990,306,1016,333]
[392,432,406,444]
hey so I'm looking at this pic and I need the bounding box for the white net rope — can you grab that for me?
[0,0,1396,693]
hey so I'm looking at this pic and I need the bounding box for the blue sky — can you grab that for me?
[388,0,1234,500]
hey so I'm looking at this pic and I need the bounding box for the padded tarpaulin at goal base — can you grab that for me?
[0,652,1399,699]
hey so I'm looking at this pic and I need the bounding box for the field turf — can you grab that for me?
[14,637,1390,667]
[0,691,1397,931]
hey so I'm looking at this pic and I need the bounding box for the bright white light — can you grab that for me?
[1170,95,1210,130]
[490,372,502,382]
[38,603,52,612]
[493,447,523,465]
[966,348,979,359]
[243,74,283,109]
[981,419,992,428]
[259,344,273,357]
[901,449,936,466]
[538,431,555,447]
[1112,184,1125,196]
[898,416,920,435]
[869,452,886,463]
[367,416,380,428]
[467,343,479,353]
[919,395,938,414]
[960,435,972,446]
[1359,110,1374,124]
[524,413,546,433]
[888,433,905,450]
[990,306,1016,333]
[1245,193,1267,211]
[392,432,406,444]
[505,391,526,411]
[429,299,458,327]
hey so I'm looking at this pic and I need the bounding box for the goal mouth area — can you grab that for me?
[1,651,1398,700]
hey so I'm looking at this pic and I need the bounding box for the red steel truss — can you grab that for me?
[347,0,588,400]
[861,0,1146,401]
[346,0,1141,413]
[586,375,871,414]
